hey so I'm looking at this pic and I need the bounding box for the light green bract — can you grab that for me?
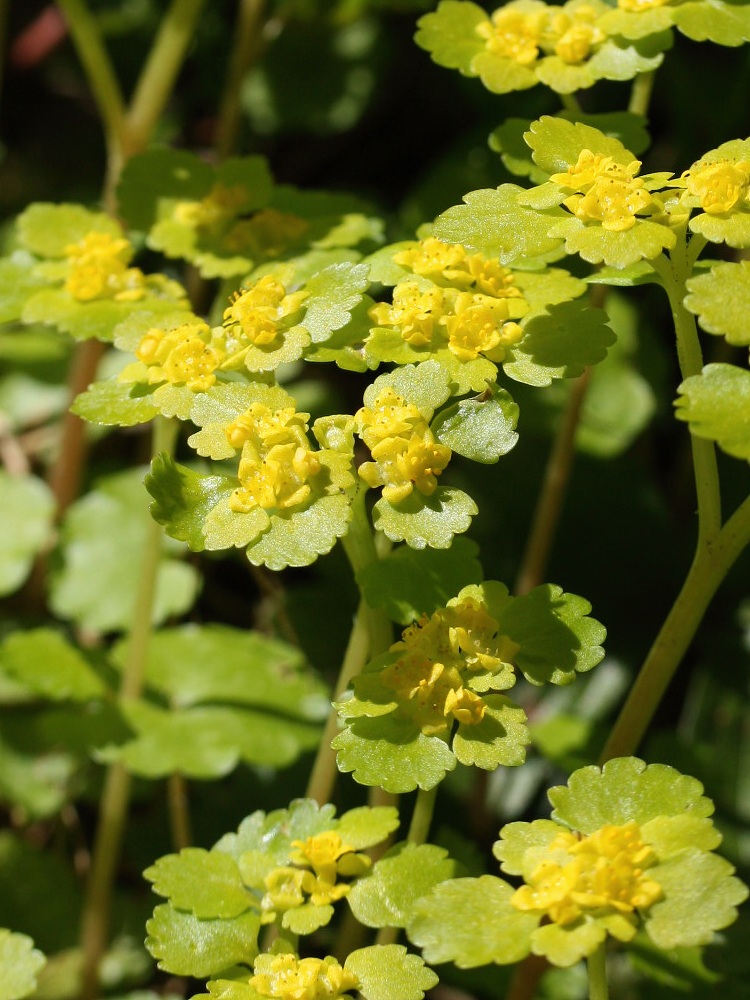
[684,260,750,345]
[144,800,399,972]
[407,758,748,969]
[675,363,750,462]
[333,581,604,791]
[0,929,46,1000]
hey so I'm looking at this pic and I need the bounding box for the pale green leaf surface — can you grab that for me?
[17,203,118,257]
[302,263,370,343]
[646,851,748,948]
[414,1,487,72]
[432,386,519,462]
[356,536,483,624]
[471,49,538,93]
[22,289,186,343]
[50,468,200,633]
[452,696,529,769]
[372,488,477,549]
[675,363,750,460]
[524,116,632,176]
[493,819,563,875]
[347,843,460,928]
[532,918,606,967]
[335,806,400,850]
[641,814,722,856]
[201,499,270,552]
[145,904,259,976]
[548,216,676,267]
[598,5,674,39]
[117,148,215,231]
[586,260,660,286]
[584,34,668,81]
[0,929,46,1000]
[684,261,750,344]
[281,904,332,935]
[187,383,296,458]
[689,209,750,248]
[407,875,536,966]
[497,584,606,685]
[332,714,456,792]
[346,944,438,1000]
[489,119,550,183]
[71,379,161,427]
[548,758,714,833]
[0,629,104,701]
[244,493,353,570]
[0,253,50,323]
[674,0,750,45]
[512,267,587,309]
[111,624,326,718]
[503,302,615,386]
[111,306,197,353]
[215,800,337,862]
[0,472,54,596]
[144,849,252,919]
[363,360,451,416]
[146,455,235,551]
[432,186,565,263]
[0,739,77,820]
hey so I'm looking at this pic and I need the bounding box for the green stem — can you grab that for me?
[587,945,609,1000]
[600,492,750,762]
[55,0,126,188]
[407,786,437,845]
[79,418,178,1000]
[560,92,583,115]
[121,0,208,159]
[215,0,267,159]
[167,771,192,850]
[628,70,656,117]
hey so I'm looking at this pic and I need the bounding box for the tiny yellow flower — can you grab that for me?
[360,432,452,504]
[393,237,467,276]
[394,238,524,301]
[354,388,427,451]
[225,404,310,452]
[289,831,369,884]
[683,158,750,215]
[512,822,663,935]
[262,867,308,913]
[439,292,512,361]
[64,231,145,302]
[550,150,641,192]
[250,954,359,1000]
[133,320,225,391]
[566,175,655,231]
[554,21,602,62]
[223,275,308,348]
[476,8,545,65]
[230,441,321,514]
[369,281,445,346]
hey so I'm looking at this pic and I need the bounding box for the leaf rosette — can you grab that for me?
[333,581,605,791]
[415,0,670,96]
[407,758,748,968]
[6,203,187,342]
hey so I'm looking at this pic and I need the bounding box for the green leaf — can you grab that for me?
[111,624,327,718]
[0,929,46,1000]
[363,360,452,417]
[432,185,565,264]
[346,944,438,1000]
[503,301,615,386]
[335,806,400,850]
[684,260,750,345]
[646,850,748,948]
[187,382,297,459]
[675,363,750,461]
[356,536,483,625]
[0,472,54,596]
[243,493,353,570]
[414,1,487,73]
[0,738,77,820]
[524,116,633,176]
[0,252,50,323]
[548,758,715,832]
[145,904,259,977]
[50,467,200,633]
[689,210,750,248]
[497,584,606,685]
[0,629,105,701]
[547,215,676,267]
[146,455,234,551]
[407,875,537,966]
[102,700,319,778]
[372,487,478,549]
[674,0,750,46]
[71,378,161,427]
[22,289,188,343]
[215,800,338,863]
[332,713,457,792]
[452,695,529,769]
[432,384,519,462]
[117,148,215,231]
[301,263,370,344]
[347,843,461,928]
[144,849,253,919]
[17,203,119,257]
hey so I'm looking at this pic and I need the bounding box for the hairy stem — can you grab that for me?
[587,944,609,1000]
[601,491,750,761]
[215,0,267,159]
[79,418,178,1000]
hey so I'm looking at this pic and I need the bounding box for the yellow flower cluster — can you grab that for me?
[371,238,527,362]
[223,275,308,351]
[476,1,606,68]
[551,149,661,231]
[512,821,663,934]
[64,231,147,302]
[134,320,226,392]
[174,182,248,230]
[381,597,519,735]
[250,954,358,1000]
[261,831,371,918]
[354,388,451,504]
[228,403,321,515]
[682,158,750,215]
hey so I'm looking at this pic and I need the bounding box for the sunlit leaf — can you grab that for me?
[0,929,46,1000]
[145,904,259,976]
[675,363,750,461]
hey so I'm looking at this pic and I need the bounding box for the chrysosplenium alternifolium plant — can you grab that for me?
[3,1,750,998]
